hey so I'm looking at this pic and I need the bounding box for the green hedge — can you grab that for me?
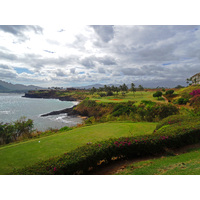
[11,115,200,175]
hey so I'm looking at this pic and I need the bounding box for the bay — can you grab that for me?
[0,93,83,131]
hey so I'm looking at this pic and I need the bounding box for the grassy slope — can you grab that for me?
[0,122,157,175]
[90,91,166,105]
[115,146,200,175]
[177,84,200,95]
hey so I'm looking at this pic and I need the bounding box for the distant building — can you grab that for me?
[191,73,200,85]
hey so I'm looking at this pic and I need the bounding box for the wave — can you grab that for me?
[0,110,11,114]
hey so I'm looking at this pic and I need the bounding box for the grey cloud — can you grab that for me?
[44,50,55,54]
[80,57,96,68]
[0,51,18,61]
[91,25,114,43]
[70,68,76,74]
[0,68,17,78]
[96,56,116,65]
[98,67,106,74]
[80,55,116,69]
[0,25,43,36]
[0,64,11,69]
[0,25,43,42]
[55,69,67,77]
[121,68,146,76]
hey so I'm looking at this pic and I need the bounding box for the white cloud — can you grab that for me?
[0,25,200,87]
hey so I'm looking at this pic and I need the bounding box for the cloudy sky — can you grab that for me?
[0,25,200,88]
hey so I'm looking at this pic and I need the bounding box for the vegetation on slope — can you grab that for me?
[0,122,156,174]
[10,114,200,175]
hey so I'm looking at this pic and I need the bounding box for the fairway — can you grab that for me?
[90,91,166,104]
[0,122,157,174]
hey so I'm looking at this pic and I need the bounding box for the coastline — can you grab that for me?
[22,93,85,119]
[40,105,79,117]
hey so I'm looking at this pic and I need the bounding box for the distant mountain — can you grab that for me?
[77,84,104,89]
[0,80,44,93]
[76,83,121,89]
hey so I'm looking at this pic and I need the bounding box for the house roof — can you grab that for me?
[191,72,200,78]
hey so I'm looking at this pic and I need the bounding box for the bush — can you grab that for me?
[137,103,179,122]
[0,117,34,145]
[112,103,136,117]
[165,90,174,96]
[106,91,113,96]
[98,93,106,97]
[190,95,200,113]
[177,97,189,105]
[11,115,200,175]
[59,126,73,132]
[155,114,198,130]
[189,89,200,96]
[153,91,162,98]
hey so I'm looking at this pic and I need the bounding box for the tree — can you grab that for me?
[138,85,144,91]
[130,83,136,96]
[165,90,174,96]
[122,83,128,93]
[153,91,162,99]
[90,87,96,94]
[186,77,192,85]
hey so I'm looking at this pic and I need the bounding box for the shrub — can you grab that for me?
[59,126,73,132]
[177,97,189,105]
[98,93,106,97]
[112,103,136,117]
[189,89,200,96]
[106,91,113,96]
[155,114,198,130]
[165,90,174,96]
[190,95,200,112]
[137,103,179,122]
[153,91,162,98]
[0,117,34,145]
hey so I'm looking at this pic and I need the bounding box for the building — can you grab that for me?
[191,73,200,85]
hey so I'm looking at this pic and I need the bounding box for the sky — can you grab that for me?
[0,25,200,88]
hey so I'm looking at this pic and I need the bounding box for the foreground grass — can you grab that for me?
[0,122,157,175]
[115,146,200,175]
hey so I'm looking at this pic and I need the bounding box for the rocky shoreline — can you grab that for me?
[23,92,83,118]
[40,106,79,117]
[23,92,79,101]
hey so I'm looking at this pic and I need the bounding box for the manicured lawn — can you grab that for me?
[115,146,200,175]
[0,122,157,174]
[90,91,166,105]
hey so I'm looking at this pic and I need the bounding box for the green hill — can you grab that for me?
[0,122,157,174]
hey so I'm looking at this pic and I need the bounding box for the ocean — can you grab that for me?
[0,93,83,131]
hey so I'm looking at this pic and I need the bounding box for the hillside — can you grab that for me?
[0,122,156,174]
[0,80,44,92]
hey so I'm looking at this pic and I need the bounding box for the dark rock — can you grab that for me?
[41,106,79,117]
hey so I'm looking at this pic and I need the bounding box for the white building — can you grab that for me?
[191,73,200,85]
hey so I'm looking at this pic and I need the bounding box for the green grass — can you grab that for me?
[0,122,157,174]
[115,146,200,175]
[90,91,166,105]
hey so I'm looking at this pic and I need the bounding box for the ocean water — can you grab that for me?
[0,93,83,131]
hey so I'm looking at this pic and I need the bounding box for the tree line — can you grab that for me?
[90,83,144,95]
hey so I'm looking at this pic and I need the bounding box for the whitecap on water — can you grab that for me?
[0,110,11,114]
